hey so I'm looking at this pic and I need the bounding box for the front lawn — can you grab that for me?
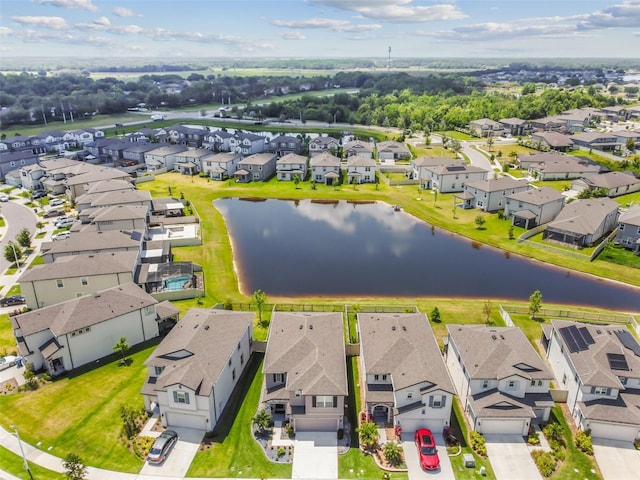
[0,343,157,472]
[187,354,292,478]
[0,445,65,480]
[0,314,17,355]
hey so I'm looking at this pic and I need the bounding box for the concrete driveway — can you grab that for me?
[485,434,541,480]
[292,431,337,479]
[139,427,203,477]
[402,433,455,479]
[593,438,640,480]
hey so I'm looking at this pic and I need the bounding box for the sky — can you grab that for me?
[1,0,639,59]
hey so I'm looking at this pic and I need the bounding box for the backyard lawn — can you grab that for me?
[0,343,157,473]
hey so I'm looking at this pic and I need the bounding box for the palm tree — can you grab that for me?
[383,441,403,466]
[357,421,379,451]
[252,409,271,434]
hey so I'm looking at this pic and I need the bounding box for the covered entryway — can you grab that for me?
[478,418,528,435]
[589,422,640,442]
[295,417,337,432]
[166,412,207,430]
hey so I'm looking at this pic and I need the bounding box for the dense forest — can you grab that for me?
[0,70,626,131]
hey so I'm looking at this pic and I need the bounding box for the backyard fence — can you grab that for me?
[501,304,633,324]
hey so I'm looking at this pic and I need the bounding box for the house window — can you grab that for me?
[228,358,232,367]
[407,392,413,399]
[273,373,284,383]
[562,373,567,386]
[315,395,335,408]
[374,374,379,381]
[144,306,154,316]
[81,277,88,286]
[619,224,625,231]
[240,353,244,366]
[56,279,64,288]
[174,391,190,404]
[154,366,164,375]
[619,377,628,385]
[482,380,489,389]
[507,380,517,389]
[382,374,388,381]
[237,342,241,351]
[593,386,607,395]
[232,369,236,381]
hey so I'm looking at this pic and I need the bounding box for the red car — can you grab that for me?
[415,428,440,470]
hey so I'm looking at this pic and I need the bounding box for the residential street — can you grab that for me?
[0,199,38,274]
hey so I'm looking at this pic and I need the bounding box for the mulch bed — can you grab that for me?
[0,378,18,395]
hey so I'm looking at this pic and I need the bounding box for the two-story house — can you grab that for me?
[144,145,189,171]
[230,132,266,155]
[309,136,340,157]
[499,118,532,137]
[343,140,373,158]
[203,130,234,152]
[12,283,177,375]
[41,230,142,263]
[376,141,411,163]
[415,158,488,193]
[166,125,208,147]
[309,152,341,185]
[234,153,277,183]
[262,312,347,432]
[202,152,243,180]
[141,309,253,431]
[359,313,455,434]
[544,320,640,441]
[346,155,377,184]
[615,205,640,254]
[268,135,303,157]
[469,118,505,138]
[446,325,554,435]
[276,153,308,181]
[504,187,566,229]
[174,148,214,175]
[456,177,530,212]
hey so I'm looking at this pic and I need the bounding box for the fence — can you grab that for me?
[501,304,633,324]
[498,305,515,327]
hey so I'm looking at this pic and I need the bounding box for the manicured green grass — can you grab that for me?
[0,445,66,480]
[187,355,292,478]
[6,284,21,296]
[0,314,17,356]
[0,344,158,473]
[442,131,475,141]
[595,243,640,268]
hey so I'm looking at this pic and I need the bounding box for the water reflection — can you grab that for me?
[215,198,640,311]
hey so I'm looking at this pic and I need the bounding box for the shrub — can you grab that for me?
[277,447,286,457]
[383,441,403,467]
[470,431,487,457]
[337,428,344,440]
[575,430,593,455]
[543,422,564,446]
[552,447,566,462]
[532,450,557,477]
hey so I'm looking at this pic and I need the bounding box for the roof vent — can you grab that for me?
[204,325,209,330]
[392,326,396,331]
[299,324,303,329]
[491,335,497,340]
[500,335,505,340]
[309,324,313,330]
[402,326,407,331]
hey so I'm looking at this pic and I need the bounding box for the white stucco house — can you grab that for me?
[346,155,377,184]
[309,152,341,185]
[141,309,253,432]
[276,153,308,181]
[358,313,455,434]
[544,320,640,442]
[12,283,178,375]
[446,325,554,435]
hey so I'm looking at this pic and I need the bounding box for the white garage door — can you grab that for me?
[397,418,445,435]
[590,422,640,442]
[166,412,207,430]
[295,417,337,432]
[479,418,527,435]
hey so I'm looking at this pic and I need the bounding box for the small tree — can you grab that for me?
[357,421,379,451]
[483,300,493,324]
[293,174,300,189]
[253,289,267,326]
[383,441,403,466]
[16,228,32,249]
[252,408,271,434]
[4,242,22,265]
[119,404,139,439]
[63,453,88,480]
[529,290,543,319]
[430,307,441,323]
[23,362,39,390]
[508,225,515,240]
[487,136,494,152]
[113,336,130,365]
[475,215,486,229]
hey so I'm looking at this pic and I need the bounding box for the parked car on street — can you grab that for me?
[32,190,47,199]
[415,428,440,471]
[0,295,26,307]
[51,231,71,241]
[147,430,178,464]
[0,355,17,371]
[44,208,65,218]
[0,193,9,202]
[49,198,66,207]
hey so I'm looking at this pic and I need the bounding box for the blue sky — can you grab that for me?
[1,0,639,59]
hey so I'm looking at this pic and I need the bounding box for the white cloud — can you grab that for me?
[93,16,110,26]
[578,0,640,29]
[310,0,467,23]
[12,16,69,30]
[20,29,75,43]
[113,6,140,17]
[278,31,306,40]
[0,27,13,35]
[31,0,98,12]
[272,17,381,32]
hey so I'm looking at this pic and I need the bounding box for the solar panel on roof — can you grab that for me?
[579,327,595,345]
[131,231,142,241]
[570,325,588,350]
[615,330,640,357]
[607,353,629,371]
[559,326,580,353]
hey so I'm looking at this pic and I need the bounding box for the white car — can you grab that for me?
[0,355,17,371]
[54,217,75,228]
[49,198,66,207]
[0,193,9,202]
[51,231,70,241]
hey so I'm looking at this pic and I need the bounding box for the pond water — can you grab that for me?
[215,198,640,312]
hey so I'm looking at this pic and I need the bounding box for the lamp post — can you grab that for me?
[11,425,33,479]
[11,243,21,271]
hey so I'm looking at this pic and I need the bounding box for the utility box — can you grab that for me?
[463,453,475,468]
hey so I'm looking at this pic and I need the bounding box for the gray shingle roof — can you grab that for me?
[18,251,137,282]
[144,308,252,395]
[359,313,455,393]
[507,187,565,206]
[547,198,619,236]
[466,177,529,193]
[263,312,347,396]
[310,151,341,167]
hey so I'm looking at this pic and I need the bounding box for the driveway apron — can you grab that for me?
[593,438,640,480]
[402,432,455,480]
[485,434,542,480]
[292,431,337,479]
[139,427,203,477]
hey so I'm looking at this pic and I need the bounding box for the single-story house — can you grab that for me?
[570,132,621,152]
[530,131,574,151]
[529,159,601,181]
[544,198,619,247]
[571,172,640,198]
[141,309,253,431]
[376,141,411,162]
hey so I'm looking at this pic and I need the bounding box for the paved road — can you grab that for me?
[0,199,37,274]
[461,141,494,172]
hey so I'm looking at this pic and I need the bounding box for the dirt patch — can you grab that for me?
[0,378,18,395]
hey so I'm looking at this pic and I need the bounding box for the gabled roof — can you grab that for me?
[359,313,454,393]
[42,230,142,256]
[238,152,276,166]
[14,283,156,336]
[277,153,308,165]
[582,171,640,189]
[507,187,565,206]
[92,204,148,222]
[263,312,347,396]
[310,151,341,167]
[347,155,376,167]
[532,131,574,148]
[412,156,460,168]
[208,152,241,164]
[447,325,552,381]
[619,205,640,227]
[144,145,188,157]
[85,179,136,195]
[64,168,131,186]
[547,198,619,235]
[466,176,529,193]
[18,251,137,282]
[144,309,252,395]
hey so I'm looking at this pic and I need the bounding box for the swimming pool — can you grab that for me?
[164,275,192,291]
